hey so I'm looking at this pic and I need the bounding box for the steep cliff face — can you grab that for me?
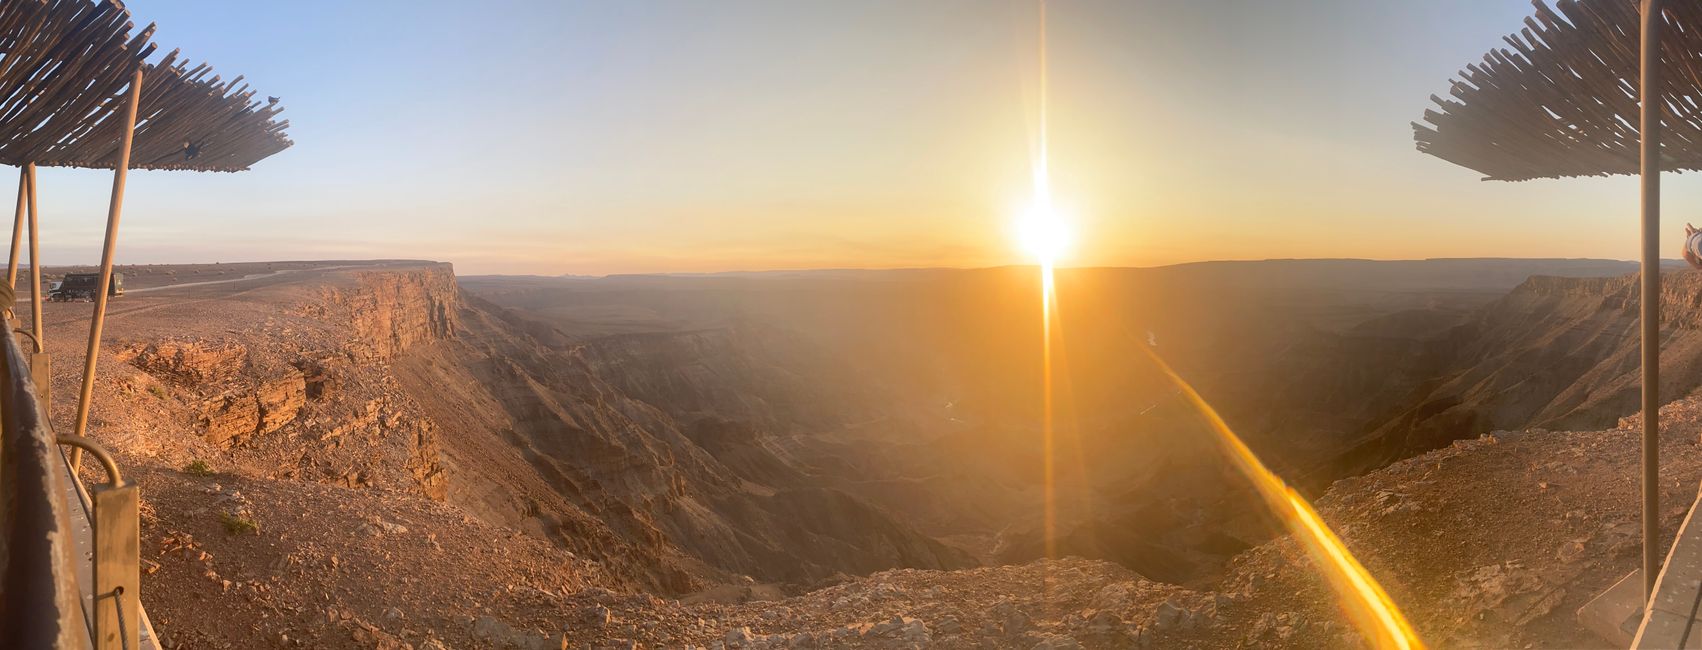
[391,296,974,592]
[1330,270,1702,474]
[308,264,460,360]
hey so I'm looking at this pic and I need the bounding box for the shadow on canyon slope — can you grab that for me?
[460,258,1691,587]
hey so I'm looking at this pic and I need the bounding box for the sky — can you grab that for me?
[22,1,1691,275]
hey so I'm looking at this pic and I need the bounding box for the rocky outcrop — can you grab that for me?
[125,339,248,384]
[120,341,306,447]
[112,266,460,501]
[256,367,307,433]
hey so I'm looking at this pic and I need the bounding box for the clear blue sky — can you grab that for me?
[25,1,1680,275]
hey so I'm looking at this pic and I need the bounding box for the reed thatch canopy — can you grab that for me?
[1414,0,1702,181]
[0,0,290,173]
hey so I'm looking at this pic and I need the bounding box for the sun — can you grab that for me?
[1017,197,1071,267]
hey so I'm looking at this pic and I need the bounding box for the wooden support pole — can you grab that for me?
[1641,0,1664,601]
[27,163,47,412]
[6,165,23,291]
[27,162,40,350]
[72,69,140,452]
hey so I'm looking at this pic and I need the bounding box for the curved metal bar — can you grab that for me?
[53,434,123,487]
[13,327,37,352]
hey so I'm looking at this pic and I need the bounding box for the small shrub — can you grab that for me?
[219,511,258,536]
[182,459,213,476]
[147,384,167,400]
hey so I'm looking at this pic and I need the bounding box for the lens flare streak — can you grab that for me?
[1041,261,1057,559]
[1034,0,1060,562]
[1134,344,1425,650]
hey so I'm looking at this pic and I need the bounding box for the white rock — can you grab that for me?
[725,626,754,647]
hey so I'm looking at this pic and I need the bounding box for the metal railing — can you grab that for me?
[0,321,145,649]
[0,319,83,646]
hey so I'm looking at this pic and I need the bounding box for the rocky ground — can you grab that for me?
[121,388,1702,649]
[669,394,1702,650]
[30,261,1702,648]
[123,395,1702,649]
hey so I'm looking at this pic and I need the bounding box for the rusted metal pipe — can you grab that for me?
[54,435,123,487]
[1641,0,1664,600]
[71,69,141,454]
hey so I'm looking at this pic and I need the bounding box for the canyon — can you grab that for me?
[36,257,1702,647]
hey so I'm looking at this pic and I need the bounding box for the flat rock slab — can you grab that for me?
[1581,569,1644,647]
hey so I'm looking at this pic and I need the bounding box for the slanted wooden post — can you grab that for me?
[6,165,22,291]
[72,69,141,458]
[26,163,47,411]
[1640,0,1664,600]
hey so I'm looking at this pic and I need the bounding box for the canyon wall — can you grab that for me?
[103,261,1701,601]
[309,265,460,360]
[93,263,972,594]
[1331,271,1702,476]
[391,295,973,592]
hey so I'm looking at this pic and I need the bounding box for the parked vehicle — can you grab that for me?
[49,272,123,301]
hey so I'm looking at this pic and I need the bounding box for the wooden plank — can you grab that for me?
[90,484,137,650]
[1634,493,1702,648]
